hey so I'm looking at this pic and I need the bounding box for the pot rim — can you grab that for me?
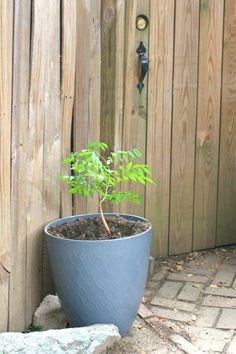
[44,213,152,243]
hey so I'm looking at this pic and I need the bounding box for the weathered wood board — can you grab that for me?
[9,0,31,331]
[0,0,13,332]
[217,0,236,246]
[193,0,224,250]
[169,0,199,255]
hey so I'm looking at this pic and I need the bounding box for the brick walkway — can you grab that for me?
[139,246,236,353]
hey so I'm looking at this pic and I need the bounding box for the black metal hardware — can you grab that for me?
[136,41,148,93]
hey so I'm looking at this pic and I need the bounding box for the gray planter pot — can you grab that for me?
[44,213,152,336]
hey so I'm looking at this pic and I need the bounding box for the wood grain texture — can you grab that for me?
[27,0,60,323]
[61,0,77,217]
[114,0,125,154]
[193,0,224,250]
[41,0,61,298]
[121,0,149,216]
[169,0,199,255]
[0,0,13,331]
[101,0,117,151]
[101,0,125,213]
[217,0,236,245]
[146,0,174,257]
[73,0,101,214]
[9,0,31,331]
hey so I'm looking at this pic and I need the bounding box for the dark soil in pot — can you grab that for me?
[48,215,150,240]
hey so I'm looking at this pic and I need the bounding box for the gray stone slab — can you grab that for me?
[227,335,236,353]
[177,283,203,302]
[195,306,220,327]
[155,281,183,299]
[212,270,235,287]
[183,267,214,276]
[204,286,236,298]
[151,296,196,312]
[168,272,208,283]
[151,307,192,323]
[186,327,232,353]
[0,325,121,354]
[192,338,226,352]
[217,309,236,329]
[202,295,236,308]
[186,326,233,341]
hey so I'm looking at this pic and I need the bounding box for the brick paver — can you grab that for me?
[167,272,208,283]
[177,282,203,302]
[195,306,220,327]
[227,335,236,353]
[216,309,236,329]
[202,295,236,308]
[186,327,231,352]
[143,247,236,353]
[151,307,192,323]
[204,286,236,298]
[211,271,235,287]
[151,296,196,312]
[182,266,213,276]
[155,280,183,299]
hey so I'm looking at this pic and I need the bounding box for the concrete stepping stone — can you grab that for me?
[155,280,183,299]
[151,307,192,323]
[204,286,236,298]
[202,295,236,308]
[177,283,203,302]
[168,273,208,284]
[151,296,196,312]
[195,307,220,327]
[217,309,236,329]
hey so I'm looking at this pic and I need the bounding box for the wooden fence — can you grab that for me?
[0,0,235,332]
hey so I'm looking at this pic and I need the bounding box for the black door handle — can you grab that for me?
[136,41,148,93]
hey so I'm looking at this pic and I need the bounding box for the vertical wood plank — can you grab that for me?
[0,0,13,332]
[146,0,174,257]
[114,0,125,153]
[42,0,61,297]
[27,0,46,322]
[61,0,77,218]
[217,0,236,245]
[27,0,60,323]
[121,0,149,216]
[169,0,199,255]
[9,0,31,331]
[73,0,101,214]
[101,0,117,152]
[100,0,125,213]
[193,0,224,250]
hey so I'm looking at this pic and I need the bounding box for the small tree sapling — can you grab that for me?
[60,142,154,237]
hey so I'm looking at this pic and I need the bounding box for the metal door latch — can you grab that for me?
[136,41,148,93]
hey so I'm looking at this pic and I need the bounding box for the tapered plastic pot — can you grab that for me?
[44,213,152,336]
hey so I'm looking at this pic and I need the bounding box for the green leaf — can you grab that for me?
[59,141,154,212]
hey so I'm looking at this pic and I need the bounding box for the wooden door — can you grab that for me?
[100,0,236,257]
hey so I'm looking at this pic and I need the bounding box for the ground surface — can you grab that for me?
[108,246,236,353]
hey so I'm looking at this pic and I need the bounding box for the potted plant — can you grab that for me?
[44,142,153,336]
